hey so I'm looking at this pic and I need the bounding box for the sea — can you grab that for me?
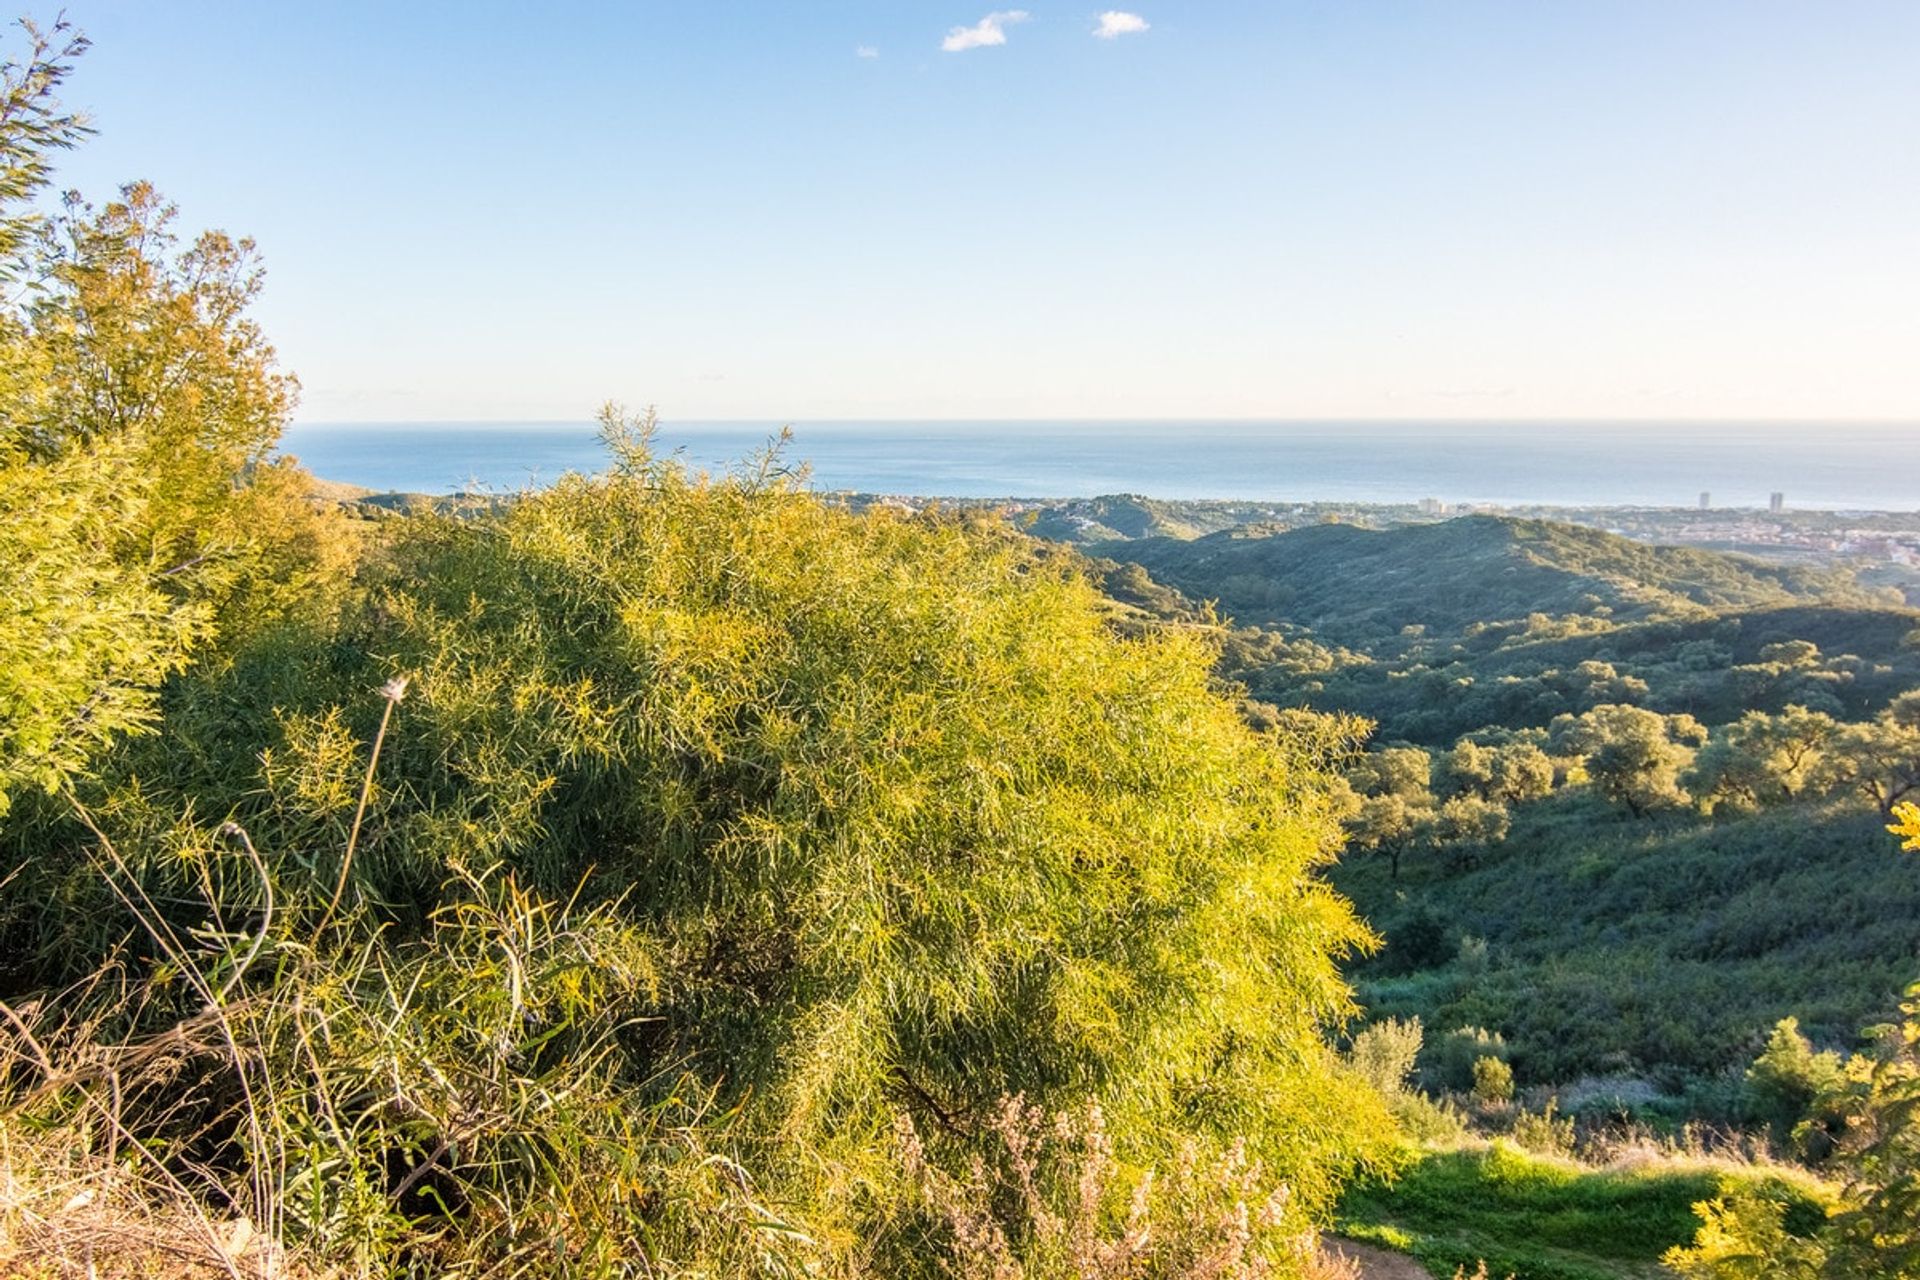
[279,420,1920,512]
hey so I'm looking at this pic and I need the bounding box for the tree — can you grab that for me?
[1351,745,1433,801]
[1434,740,1494,799]
[0,22,209,814]
[1758,640,1821,668]
[1551,704,1702,816]
[1487,741,1555,806]
[0,18,87,266]
[1689,707,1839,813]
[19,181,340,631]
[1345,745,1439,878]
[1567,658,1650,709]
[1348,791,1421,878]
[1823,712,1920,816]
[0,437,206,814]
[1425,794,1511,869]
[0,22,349,813]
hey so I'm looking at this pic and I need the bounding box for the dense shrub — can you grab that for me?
[1346,1017,1423,1097]
[1428,1026,1512,1093]
[2,416,1397,1273]
[1472,1056,1515,1106]
[1745,1018,1846,1155]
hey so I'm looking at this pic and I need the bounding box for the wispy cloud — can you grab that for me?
[1093,11,1149,39]
[855,44,879,58]
[942,10,1030,52]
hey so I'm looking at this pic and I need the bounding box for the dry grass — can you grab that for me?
[0,1131,308,1279]
[899,1096,1366,1280]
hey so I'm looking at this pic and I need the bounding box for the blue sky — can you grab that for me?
[43,2,1920,422]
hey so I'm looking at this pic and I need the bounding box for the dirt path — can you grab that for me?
[1325,1237,1435,1280]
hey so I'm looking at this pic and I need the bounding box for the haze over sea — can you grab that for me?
[282,420,1919,512]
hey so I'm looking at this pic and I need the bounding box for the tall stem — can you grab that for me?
[318,677,407,935]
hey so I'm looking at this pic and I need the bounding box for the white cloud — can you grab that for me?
[1093,11,1149,39]
[855,44,879,58]
[942,10,1029,52]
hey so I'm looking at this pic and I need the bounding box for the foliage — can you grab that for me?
[1825,708,1920,816]
[1473,1057,1516,1107]
[1337,795,1920,1087]
[2,410,1397,1273]
[0,437,207,814]
[0,22,353,812]
[1667,985,1920,1278]
[16,178,348,637]
[1353,747,1434,800]
[1429,796,1512,860]
[1744,1019,1845,1155]
[1341,743,1523,877]
[1347,1017,1425,1097]
[1429,1028,1511,1094]
[1663,1189,1829,1280]
[1549,705,1703,817]
[1687,708,1838,814]
[0,16,87,264]
[1508,1102,1577,1159]
[1485,743,1555,806]
[1894,801,1920,851]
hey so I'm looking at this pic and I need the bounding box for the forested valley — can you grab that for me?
[1080,515,1920,1277]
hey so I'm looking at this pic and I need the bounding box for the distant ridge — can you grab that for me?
[1094,514,1881,640]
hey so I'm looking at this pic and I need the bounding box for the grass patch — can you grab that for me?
[1336,1141,1830,1280]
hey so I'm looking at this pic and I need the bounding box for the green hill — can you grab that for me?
[1019,493,1297,543]
[1095,516,1880,645]
[1076,512,1920,1124]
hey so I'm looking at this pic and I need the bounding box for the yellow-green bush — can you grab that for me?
[2,415,1396,1274]
[0,25,1396,1273]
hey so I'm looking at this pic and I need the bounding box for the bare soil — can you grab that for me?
[1325,1236,1436,1280]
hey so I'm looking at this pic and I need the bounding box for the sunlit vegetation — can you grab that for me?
[0,26,1403,1277]
[1071,444,1920,1276]
[6,17,1920,1280]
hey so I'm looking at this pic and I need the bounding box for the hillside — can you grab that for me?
[1336,795,1920,1087]
[1094,516,1882,644]
[1076,510,1920,1161]
[1289,602,1920,744]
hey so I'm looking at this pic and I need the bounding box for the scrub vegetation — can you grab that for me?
[0,24,1388,1278]
[3,18,1918,1280]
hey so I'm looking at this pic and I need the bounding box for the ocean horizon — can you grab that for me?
[280,419,1920,512]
